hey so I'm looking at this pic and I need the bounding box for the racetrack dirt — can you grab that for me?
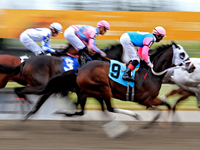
[0,120,200,150]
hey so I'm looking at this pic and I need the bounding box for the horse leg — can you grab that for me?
[24,94,51,120]
[142,97,171,128]
[172,91,192,113]
[62,92,87,117]
[195,92,200,108]
[14,87,35,104]
[103,95,139,120]
[170,91,194,126]
[161,88,183,101]
[15,86,47,115]
[166,88,183,97]
[0,75,10,88]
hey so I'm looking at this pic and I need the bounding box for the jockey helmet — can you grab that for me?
[50,22,63,33]
[152,26,166,37]
[97,20,110,30]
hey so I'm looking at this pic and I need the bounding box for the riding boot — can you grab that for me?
[122,67,134,82]
[78,47,90,66]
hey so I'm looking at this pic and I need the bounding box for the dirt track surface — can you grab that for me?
[0,120,200,150]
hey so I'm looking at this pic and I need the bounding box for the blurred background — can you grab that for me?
[0,0,200,112]
[0,2,200,148]
[0,0,200,57]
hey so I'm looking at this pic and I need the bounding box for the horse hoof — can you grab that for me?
[54,110,75,117]
[161,95,167,102]
[134,114,141,121]
[64,114,73,117]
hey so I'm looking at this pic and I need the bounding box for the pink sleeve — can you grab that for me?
[88,39,102,53]
[87,27,96,39]
[87,27,102,53]
[143,37,153,47]
[141,46,150,61]
[141,37,154,61]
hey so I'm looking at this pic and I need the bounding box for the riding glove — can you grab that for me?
[100,51,107,57]
[146,61,154,69]
[54,50,63,56]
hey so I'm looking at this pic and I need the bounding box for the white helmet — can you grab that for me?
[50,22,63,33]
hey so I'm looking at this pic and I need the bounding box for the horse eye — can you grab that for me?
[179,52,185,59]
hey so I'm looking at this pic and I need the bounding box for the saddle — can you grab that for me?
[78,48,92,66]
[78,52,91,66]
[108,60,140,102]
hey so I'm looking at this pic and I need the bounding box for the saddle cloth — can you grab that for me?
[61,56,81,71]
[108,60,139,88]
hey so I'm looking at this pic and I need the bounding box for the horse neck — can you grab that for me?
[61,45,79,56]
[152,47,173,73]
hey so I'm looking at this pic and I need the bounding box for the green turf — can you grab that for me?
[66,84,198,111]
[7,82,197,111]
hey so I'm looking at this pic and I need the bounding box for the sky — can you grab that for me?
[0,0,200,12]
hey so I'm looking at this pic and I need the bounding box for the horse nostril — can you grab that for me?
[188,66,195,73]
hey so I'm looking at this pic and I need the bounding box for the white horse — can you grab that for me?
[162,57,200,108]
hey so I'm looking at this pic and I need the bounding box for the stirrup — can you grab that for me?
[126,81,135,101]
[122,75,134,82]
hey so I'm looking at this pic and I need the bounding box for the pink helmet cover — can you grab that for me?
[153,26,166,37]
[97,20,110,30]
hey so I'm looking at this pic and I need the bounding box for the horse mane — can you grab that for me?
[101,44,123,62]
[149,41,176,61]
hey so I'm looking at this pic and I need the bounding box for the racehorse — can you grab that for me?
[0,54,28,88]
[0,44,78,89]
[161,57,200,113]
[23,42,195,120]
[0,43,124,105]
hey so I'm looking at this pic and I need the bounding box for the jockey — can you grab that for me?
[120,26,166,82]
[20,22,63,56]
[64,20,110,66]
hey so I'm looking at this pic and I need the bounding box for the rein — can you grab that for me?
[151,59,192,76]
[102,56,111,61]
[151,65,184,76]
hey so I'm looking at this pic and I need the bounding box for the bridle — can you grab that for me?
[151,44,193,76]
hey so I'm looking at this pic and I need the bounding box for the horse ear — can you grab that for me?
[172,43,176,50]
[172,42,178,49]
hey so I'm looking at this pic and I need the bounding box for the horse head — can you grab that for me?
[150,42,195,76]
[171,43,195,73]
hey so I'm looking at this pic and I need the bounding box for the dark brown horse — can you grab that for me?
[24,43,195,120]
[0,44,123,104]
[0,44,78,89]
[0,44,77,89]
